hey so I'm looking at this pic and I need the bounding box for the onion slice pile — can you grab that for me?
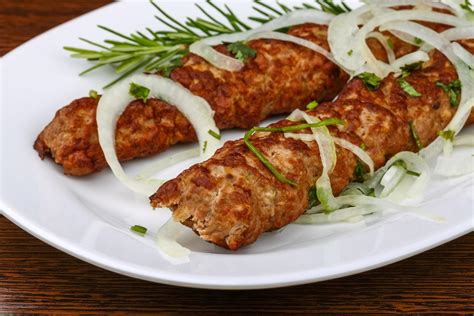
[97,74,220,196]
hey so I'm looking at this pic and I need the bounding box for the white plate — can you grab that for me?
[0,0,473,289]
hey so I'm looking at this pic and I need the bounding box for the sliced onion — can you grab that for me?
[354,10,470,77]
[380,164,406,197]
[284,134,374,176]
[333,137,375,176]
[367,31,396,63]
[136,147,200,181]
[384,151,431,200]
[189,41,243,71]
[97,74,220,195]
[390,50,430,72]
[247,31,340,66]
[287,109,338,211]
[452,42,474,69]
[156,217,190,260]
[442,26,474,41]
[378,21,474,160]
[190,10,334,71]
[295,205,378,224]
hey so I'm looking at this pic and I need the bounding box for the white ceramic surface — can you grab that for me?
[1,0,473,289]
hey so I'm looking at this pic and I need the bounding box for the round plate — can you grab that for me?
[1,0,472,289]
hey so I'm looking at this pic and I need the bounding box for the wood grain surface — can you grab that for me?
[1,1,473,313]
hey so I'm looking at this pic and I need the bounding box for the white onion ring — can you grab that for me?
[97,74,220,195]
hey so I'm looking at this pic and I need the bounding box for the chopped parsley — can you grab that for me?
[436,80,462,107]
[129,82,151,103]
[347,49,353,56]
[400,62,423,78]
[409,121,424,150]
[354,160,367,182]
[202,140,208,153]
[356,72,382,91]
[130,225,147,236]
[393,160,421,177]
[208,129,221,140]
[89,89,98,99]
[414,37,424,46]
[438,129,455,142]
[386,38,394,50]
[306,101,319,110]
[307,185,319,209]
[461,0,474,20]
[398,79,421,97]
[228,41,256,62]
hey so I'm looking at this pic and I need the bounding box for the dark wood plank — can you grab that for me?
[1,0,473,313]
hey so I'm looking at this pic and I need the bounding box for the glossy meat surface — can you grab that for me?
[151,46,471,250]
[34,24,348,176]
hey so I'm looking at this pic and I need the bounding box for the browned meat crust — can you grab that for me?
[150,44,470,250]
[34,23,348,176]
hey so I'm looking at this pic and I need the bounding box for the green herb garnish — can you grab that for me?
[89,89,98,99]
[386,38,394,50]
[356,72,382,91]
[409,120,424,150]
[461,0,474,20]
[398,79,421,97]
[436,80,462,107]
[208,129,221,140]
[227,41,256,62]
[354,160,367,182]
[400,62,423,78]
[129,82,151,102]
[203,140,208,153]
[306,101,319,110]
[307,185,319,209]
[130,225,147,236]
[347,49,353,56]
[66,1,351,88]
[438,129,455,142]
[393,160,421,177]
[244,118,345,186]
[414,37,424,46]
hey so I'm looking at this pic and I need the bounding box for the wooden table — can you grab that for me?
[1,1,473,313]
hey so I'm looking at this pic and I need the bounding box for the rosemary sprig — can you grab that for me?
[65,0,351,88]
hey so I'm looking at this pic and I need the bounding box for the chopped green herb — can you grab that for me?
[400,62,423,79]
[129,82,151,102]
[307,185,319,209]
[208,129,221,140]
[436,80,462,107]
[89,89,98,99]
[461,0,474,11]
[414,37,423,45]
[409,121,424,150]
[386,38,394,50]
[438,129,455,142]
[227,41,256,62]
[347,49,353,56]
[354,160,367,182]
[130,225,147,236]
[244,118,346,186]
[202,140,208,153]
[398,78,422,97]
[393,160,421,177]
[360,143,366,150]
[356,72,382,91]
[306,101,319,110]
